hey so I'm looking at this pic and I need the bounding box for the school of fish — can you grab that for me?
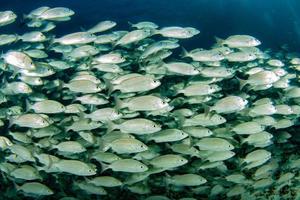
[0,6,299,200]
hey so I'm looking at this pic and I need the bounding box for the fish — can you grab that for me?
[27,100,65,113]
[16,182,53,196]
[195,137,234,151]
[105,138,148,154]
[116,95,170,111]
[0,11,17,26]
[86,176,122,187]
[73,181,107,195]
[182,48,225,62]
[163,62,200,75]
[241,131,273,147]
[156,26,200,39]
[87,20,117,33]
[10,165,42,180]
[51,141,86,154]
[199,150,236,162]
[109,75,161,93]
[177,83,221,96]
[130,21,158,29]
[63,80,103,93]
[51,159,96,176]
[226,51,257,62]
[239,70,280,89]
[108,118,161,134]
[20,31,47,42]
[93,52,125,64]
[232,121,264,135]
[166,174,207,186]
[181,113,226,127]
[8,144,35,162]
[54,32,96,45]
[10,113,52,128]
[102,159,148,173]
[84,107,122,122]
[140,39,179,59]
[3,51,36,70]
[149,154,188,169]
[2,81,33,95]
[210,96,248,114]
[0,34,18,46]
[36,7,74,20]
[182,126,213,138]
[242,149,271,164]
[216,35,261,48]
[148,129,188,143]
[115,29,153,46]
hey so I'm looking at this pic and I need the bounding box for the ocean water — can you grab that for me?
[1,1,300,200]
[1,0,300,51]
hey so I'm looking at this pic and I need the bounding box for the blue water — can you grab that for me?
[1,0,300,52]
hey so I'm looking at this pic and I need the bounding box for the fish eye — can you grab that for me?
[140,166,144,168]
[180,159,185,162]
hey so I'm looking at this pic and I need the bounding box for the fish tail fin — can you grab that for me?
[176,113,186,127]
[13,181,20,191]
[100,162,110,173]
[175,89,183,95]
[60,80,67,89]
[111,41,119,49]
[237,77,247,90]
[83,177,90,183]
[25,99,32,112]
[238,158,247,169]
[128,21,133,26]
[180,47,189,58]
[77,110,86,120]
[240,137,247,144]
[79,26,86,32]
[165,143,171,149]
[164,172,171,185]
[11,32,20,43]
[152,29,160,35]
[106,121,117,133]
[202,103,211,117]
[99,138,110,152]
[52,38,59,44]
[103,78,115,95]
[114,96,124,110]
[22,14,29,20]
[215,36,224,46]
[8,116,17,128]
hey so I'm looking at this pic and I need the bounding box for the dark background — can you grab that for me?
[1,0,300,52]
